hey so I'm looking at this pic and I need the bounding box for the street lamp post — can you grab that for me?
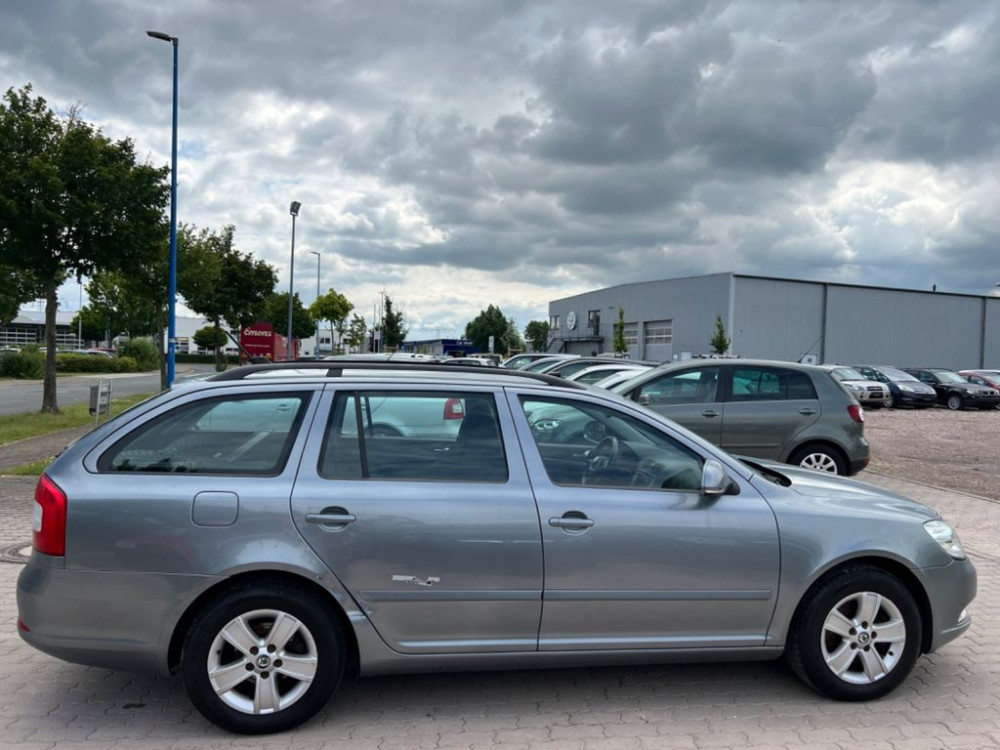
[146,30,179,387]
[287,202,301,361]
[309,250,321,353]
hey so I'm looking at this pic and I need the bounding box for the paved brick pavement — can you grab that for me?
[0,472,997,749]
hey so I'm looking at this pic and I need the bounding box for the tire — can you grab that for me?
[181,582,345,734]
[370,424,403,438]
[787,566,921,701]
[946,393,964,411]
[789,443,847,475]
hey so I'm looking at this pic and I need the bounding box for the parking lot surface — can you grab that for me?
[1,411,999,749]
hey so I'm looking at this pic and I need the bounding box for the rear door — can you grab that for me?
[290,385,543,654]
[720,365,821,459]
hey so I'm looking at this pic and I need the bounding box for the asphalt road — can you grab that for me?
[0,365,215,416]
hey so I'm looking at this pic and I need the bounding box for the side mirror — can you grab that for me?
[637,393,651,406]
[701,459,733,496]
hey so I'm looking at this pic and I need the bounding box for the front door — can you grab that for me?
[510,391,779,651]
[291,386,543,654]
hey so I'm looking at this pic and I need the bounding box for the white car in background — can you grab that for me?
[591,369,651,389]
[565,363,652,385]
[820,365,891,409]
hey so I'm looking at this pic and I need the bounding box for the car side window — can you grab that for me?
[729,367,817,402]
[635,367,719,405]
[520,396,704,491]
[319,391,508,483]
[98,393,310,475]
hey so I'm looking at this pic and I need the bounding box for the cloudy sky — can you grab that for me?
[3,0,999,336]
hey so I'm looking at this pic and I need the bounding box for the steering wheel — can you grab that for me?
[587,435,621,474]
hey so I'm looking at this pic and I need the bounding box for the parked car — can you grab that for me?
[613,359,869,475]
[565,363,652,385]
[820,365,891,409]
[501,353,560,369]
[592,369,652,389]
[540,356,658,379]
[18,362,975,734]
[850,365,938,409]
[440,356,492,366]
[958,369,1000,391]
[521,354,579,372]
[902,367,1000,411]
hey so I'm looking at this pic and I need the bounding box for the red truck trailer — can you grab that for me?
[238,323,298,362]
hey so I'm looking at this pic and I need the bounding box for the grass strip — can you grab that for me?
[0,392,157,447]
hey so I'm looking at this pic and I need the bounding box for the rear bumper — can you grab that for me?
[17,555,213,676]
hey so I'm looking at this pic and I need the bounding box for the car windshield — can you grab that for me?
[831,367,865,380]
[935,371,968,384]
[881,367,919,382]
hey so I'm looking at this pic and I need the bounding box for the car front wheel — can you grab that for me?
[946,393,964,411]
[787,566,921,701]
[181,582,345,734]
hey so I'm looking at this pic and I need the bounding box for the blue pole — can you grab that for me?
[167,37,179,387]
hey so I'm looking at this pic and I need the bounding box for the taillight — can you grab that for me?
[847,404,865,423]
[32,474,67,557]
[443,398,465,420]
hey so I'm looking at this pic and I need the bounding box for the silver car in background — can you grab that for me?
[821,365,892,409]
[18,363,974,734]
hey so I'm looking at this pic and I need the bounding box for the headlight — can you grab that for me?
[924,520,966,560]
[898,384,914,392]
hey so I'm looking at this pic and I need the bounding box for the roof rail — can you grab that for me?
[205,360,588,389]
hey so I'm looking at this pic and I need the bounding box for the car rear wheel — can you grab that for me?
[946,393,964,411]
[181,582,345,734]
[789,444,846,475]
[787,566,921,701]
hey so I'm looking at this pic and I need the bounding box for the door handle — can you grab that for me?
[701,410,720,418]
[306,511,357,527]
[798,408,817,415]
[549,516,595,529]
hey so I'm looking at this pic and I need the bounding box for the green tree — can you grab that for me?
[344,313,368,352]
[524,320,550,352]
[0,264,42,327]
[193,326,228,353]
[465,304,522,354]
[0,85,170,412]
[309,289,353,354]
[381,295,408,350]
[178,224,278,370]
[264,292,316,342]
[710,314,731,355]
[613,306,628,355]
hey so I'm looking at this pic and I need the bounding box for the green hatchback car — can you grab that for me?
[614,359,870,475]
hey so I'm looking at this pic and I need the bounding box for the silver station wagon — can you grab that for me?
[18,363,976,734]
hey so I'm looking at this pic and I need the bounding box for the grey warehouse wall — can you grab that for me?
[731,278,824,361]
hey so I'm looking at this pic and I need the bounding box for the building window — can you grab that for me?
[550,314,560,330]
[623,324,638,347]
[644,320,672,345]
[587,309,601,336]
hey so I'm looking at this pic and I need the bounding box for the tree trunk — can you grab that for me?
[41,280,59,414]
[156,305,167,390]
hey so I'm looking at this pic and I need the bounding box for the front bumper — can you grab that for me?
[920,556,977,653]
[895,391,937,407]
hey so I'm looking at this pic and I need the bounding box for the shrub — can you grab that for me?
[55,354,138,374]
[0,351,44,379]
[117,338,159,370]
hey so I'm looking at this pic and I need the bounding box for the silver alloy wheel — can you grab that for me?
[798,452,839,472]
[820,591,907,685]
[207,608,319,715]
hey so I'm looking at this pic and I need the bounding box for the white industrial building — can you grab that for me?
[548,272,1000,370]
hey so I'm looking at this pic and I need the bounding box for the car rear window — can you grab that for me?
[97,393,311,475]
